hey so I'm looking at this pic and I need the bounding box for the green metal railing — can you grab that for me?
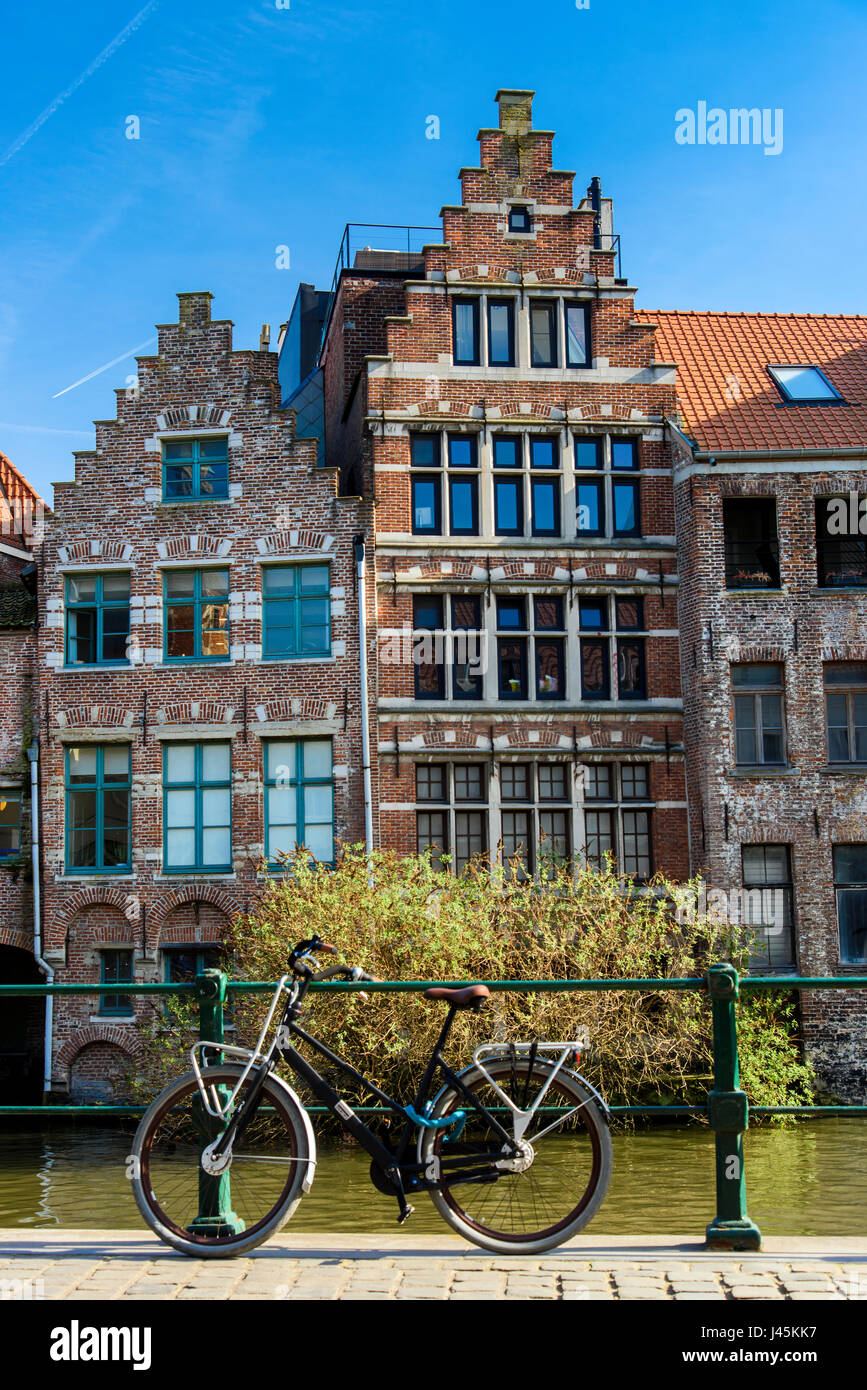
[1,963,865,1250]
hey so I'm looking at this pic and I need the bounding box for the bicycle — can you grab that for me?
[130,935,613,1257]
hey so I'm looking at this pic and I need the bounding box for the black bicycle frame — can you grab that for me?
[210,975,521,1211]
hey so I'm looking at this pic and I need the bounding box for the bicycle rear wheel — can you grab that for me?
[419,1056,612,1255]
[130,1065,315,1258]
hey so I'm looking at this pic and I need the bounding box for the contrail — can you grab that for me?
[52,336,157,398]
[0,0,161,167]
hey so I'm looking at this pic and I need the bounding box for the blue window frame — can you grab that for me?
[577,480,604,536]
[163,742,232,872]
[100,950,133,1016]
[65,745,131,873]
[265,739,334,868]
[495,477,523,535]
[65,572,130,666]
[164,568,230,661]
[452,298,480,365]
[565,302,591,368]
[612,438,639,470]
[162,437,229,500]
[412,477,441,534]
[574,436,603,470]
[262,564,330,659]
[531,479,560,536]
[0,793,21,856]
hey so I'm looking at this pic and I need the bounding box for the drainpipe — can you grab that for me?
[353,535,374,857]
[27,744,53,1095]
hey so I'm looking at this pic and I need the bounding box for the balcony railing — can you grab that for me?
[317,223,442,362]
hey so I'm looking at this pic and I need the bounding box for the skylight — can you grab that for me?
[768,364,842,403]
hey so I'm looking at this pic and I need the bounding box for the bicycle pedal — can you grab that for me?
[397,1205,415,1225]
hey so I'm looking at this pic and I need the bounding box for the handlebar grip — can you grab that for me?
[318,941,338,956]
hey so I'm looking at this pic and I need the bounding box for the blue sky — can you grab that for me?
[1,0,866,505]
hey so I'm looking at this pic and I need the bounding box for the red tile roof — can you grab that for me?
[637,310,867,454]
[0,448,47,551]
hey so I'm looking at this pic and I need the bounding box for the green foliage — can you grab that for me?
[132,847,816,1122]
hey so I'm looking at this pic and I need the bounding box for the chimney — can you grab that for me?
[259,324,271,352]
[495,89,534,135]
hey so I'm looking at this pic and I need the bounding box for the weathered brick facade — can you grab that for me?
[32,293,369,1098]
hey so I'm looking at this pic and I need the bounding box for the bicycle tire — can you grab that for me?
[130,1065,316,1258]
[418,1056,612,1255]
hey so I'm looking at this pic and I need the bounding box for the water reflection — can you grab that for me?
[0,1121,864,1237]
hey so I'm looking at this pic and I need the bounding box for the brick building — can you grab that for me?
[309,89,689,886]
[0,450,44,1099]
[32,292,369,1100]
[642,311,867,1099]
[1,88,865,1104]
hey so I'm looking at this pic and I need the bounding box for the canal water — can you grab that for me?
[0,1119,864,1236]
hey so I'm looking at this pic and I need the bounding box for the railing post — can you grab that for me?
[187,969,245,1238]
[705,962,762,1250]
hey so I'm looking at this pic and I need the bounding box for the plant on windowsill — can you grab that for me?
[733,569,773,587]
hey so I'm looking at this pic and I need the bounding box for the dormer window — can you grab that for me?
[767,365,842,404]
[508,205,532,234]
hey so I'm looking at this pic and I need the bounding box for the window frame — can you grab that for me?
[264,738,334,870]
[452,297,481,366]
[161,435,230,501]
[162,741,233,874]
[834,844,867,965]
[261,563,331,660]
[487,299,516,367]
[99,949,134,1017]
[65,571,131,667]
[0,792,22,857]
[564,300,591,369]
[64,744,132,875]
[767,364,843,405]
[163,567,230,663]
[824,664,867,765]
[723,497,781,591]
[732,664,787,768]
[529,300,558,368]
[741,844,796,970]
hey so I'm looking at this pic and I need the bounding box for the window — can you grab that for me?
[264,739,333,867]
[575,434,641,539]
[262,564,330,659]
[452,298,480,365]
[0,793,21,856]
[582,762,653,879]
[816,498,867,588]
[413,595,445,699]
[742,846,795,969]
[487,300,515,366]
[492,434,562,539]
[565,302,591,368]
[163,742,231,872]
[834,845,867,965]
[410,432,479,537]
[415,763,488,873]
[100,950,133,1017]
[65,572,130,666]
[164,568,229,661]
[508,205,532,233]
[163,946,224,984]
[497,596,565,700]
[162,437,229,500]
[723,498,780,590]
[732,665,786,767]
[825,664,867,764]
[451,596,484,700]
[498,762,572,874]
[65,745,131,873]
[578,595,645,701]
[530,301,557,368]
[768,365,841,404]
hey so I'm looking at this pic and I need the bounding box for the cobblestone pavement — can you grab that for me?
[1,1232,865,1301]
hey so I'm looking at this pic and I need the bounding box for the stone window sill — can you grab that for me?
[725,766,797,778]
[820,764,867,776]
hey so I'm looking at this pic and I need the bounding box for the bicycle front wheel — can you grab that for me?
[419,1056,612,1255]
[131,1065,315,1258]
